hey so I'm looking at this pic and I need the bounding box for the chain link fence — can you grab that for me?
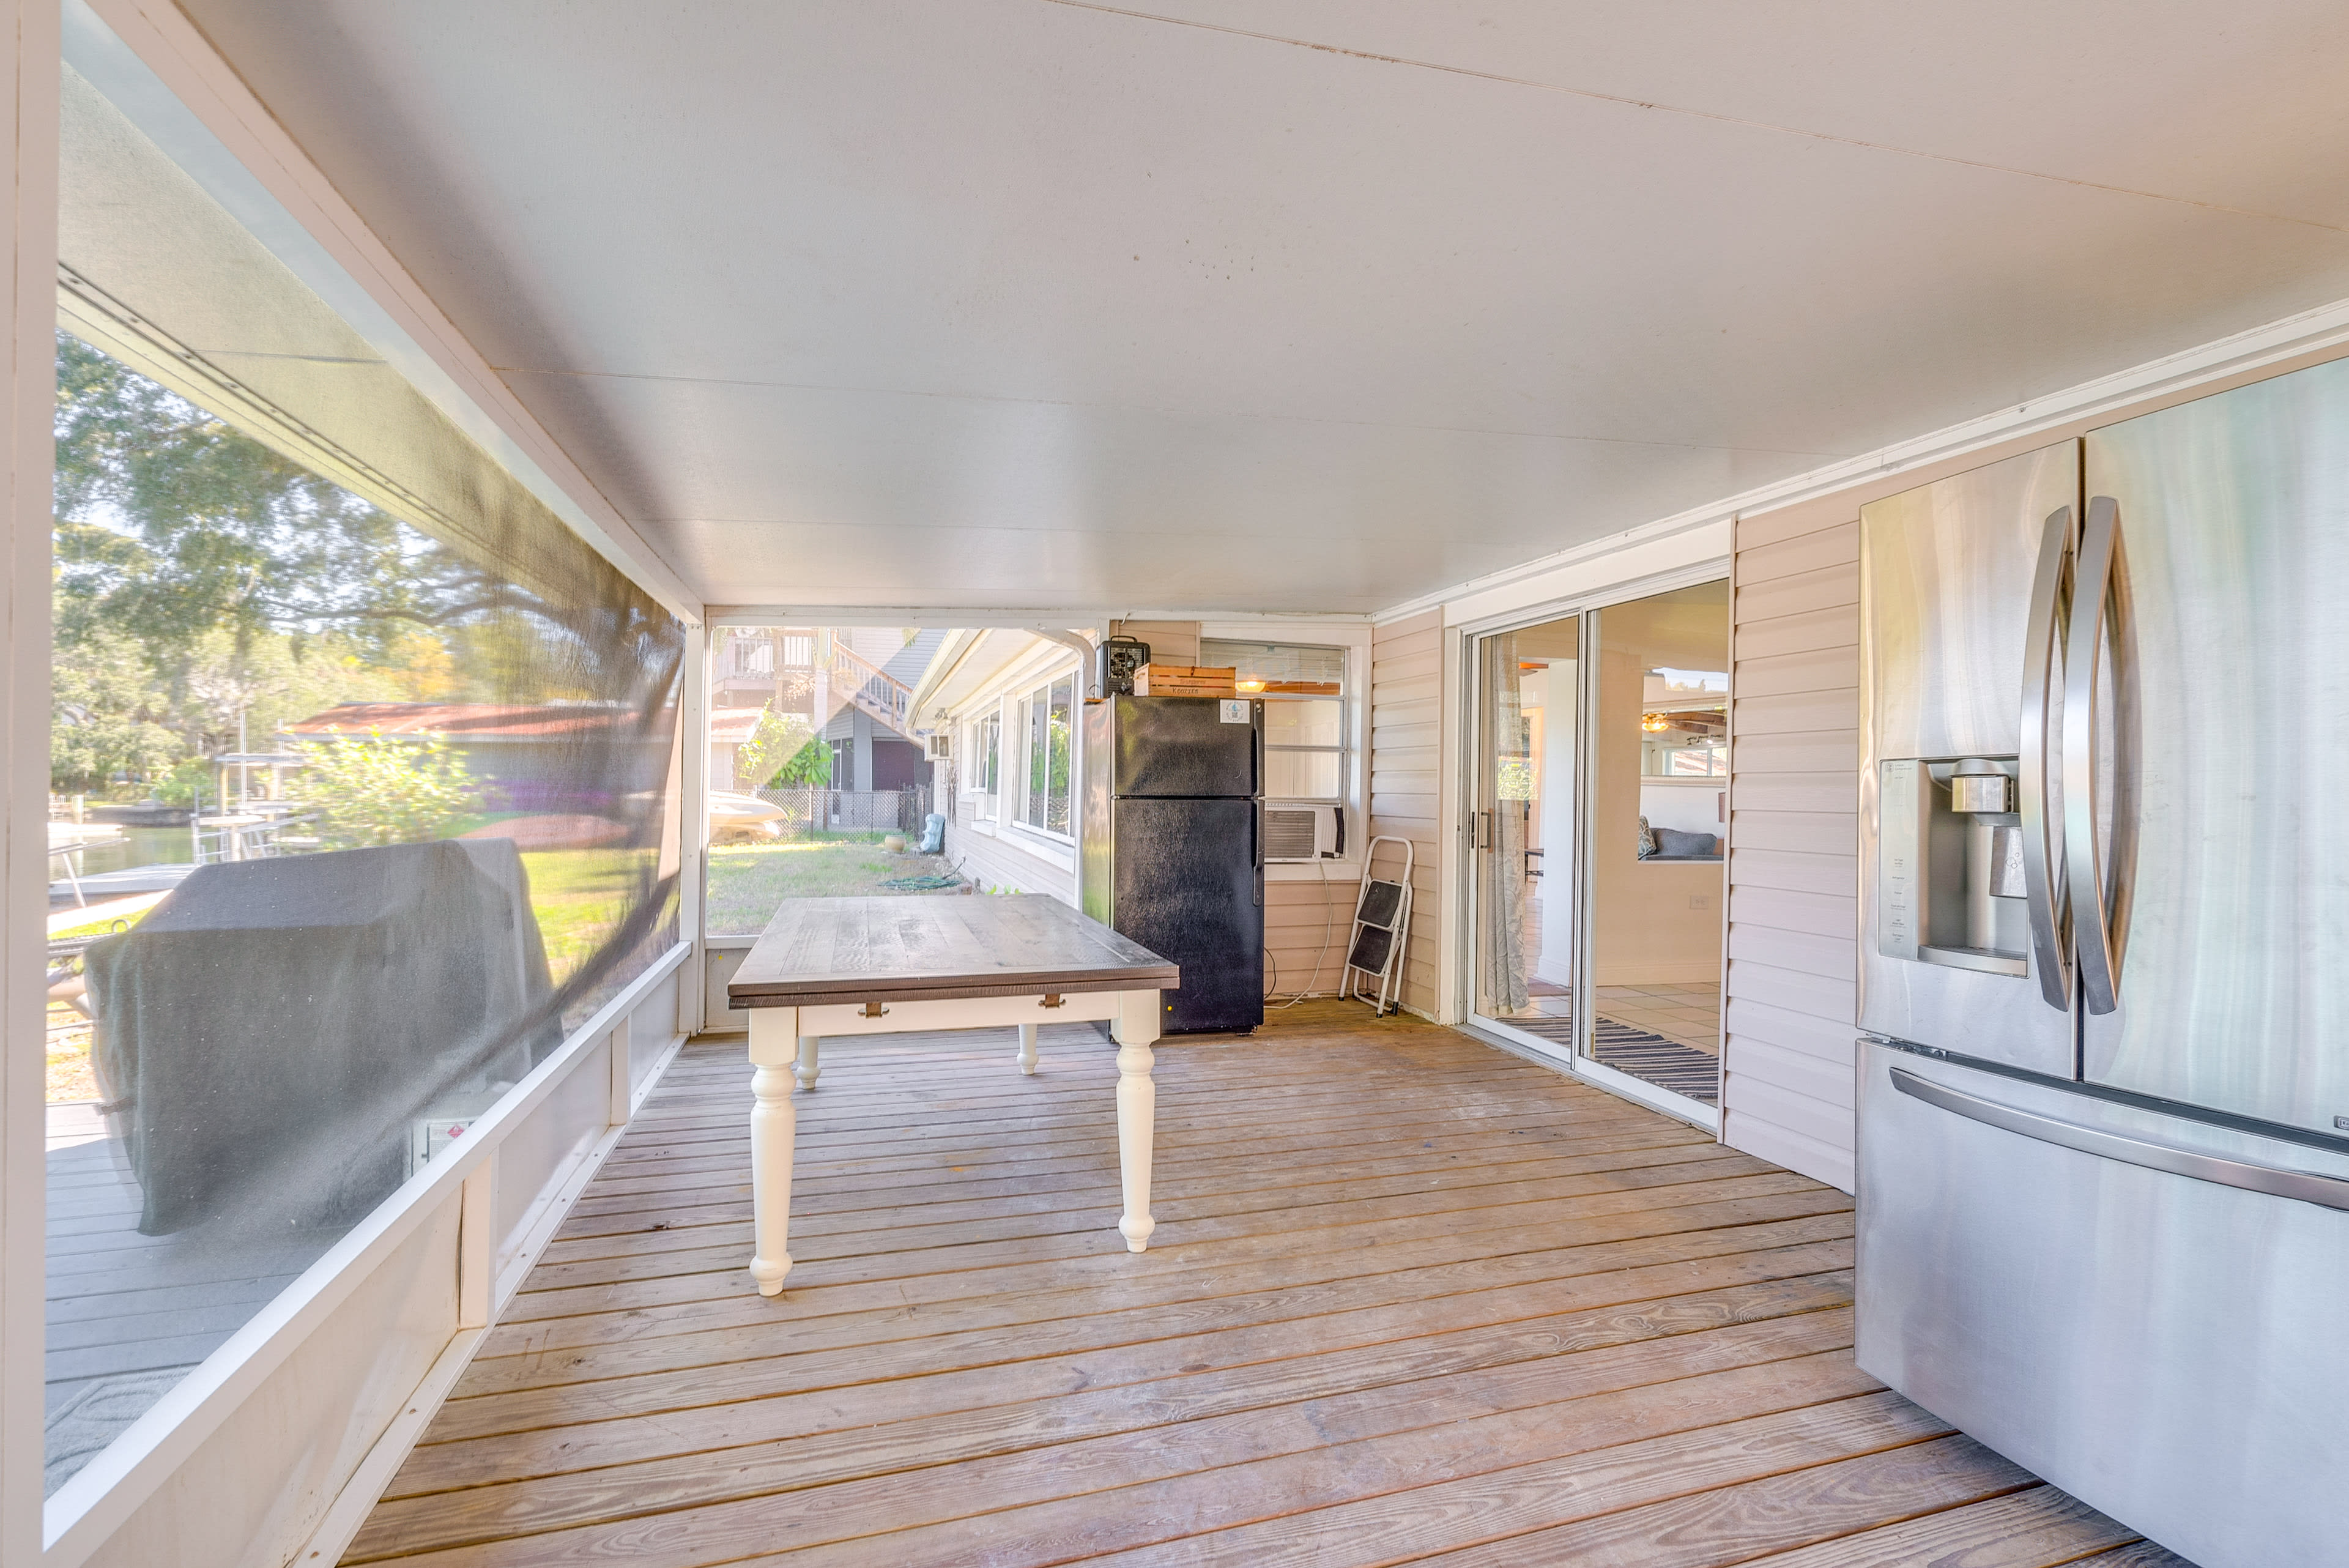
[751,785,933,838]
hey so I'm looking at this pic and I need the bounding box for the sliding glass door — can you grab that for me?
[1469,581,1729,1115]
[1471,615,1579,1038]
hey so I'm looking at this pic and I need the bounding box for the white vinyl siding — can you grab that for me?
[1367,610,1444,1018]
[1723,511,1861,1192]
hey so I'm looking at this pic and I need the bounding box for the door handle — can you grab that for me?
[1474,810,1493,850]
[2018,503,2074,1011]
[1891,1068,2349,1212]
[1252,798,1264,907]
[2063,495,2126,1014]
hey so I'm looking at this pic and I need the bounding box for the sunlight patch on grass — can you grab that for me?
[707,841,959,934]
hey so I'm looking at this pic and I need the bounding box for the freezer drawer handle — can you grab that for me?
[1890,1067,2349,1213]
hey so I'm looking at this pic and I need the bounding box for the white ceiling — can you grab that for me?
[174,0,2349,615]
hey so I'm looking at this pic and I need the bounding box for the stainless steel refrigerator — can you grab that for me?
[1857,359,2349,1567]
[1079,694,1264,1033]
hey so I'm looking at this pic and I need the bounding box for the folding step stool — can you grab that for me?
[1341,835,1414,1016]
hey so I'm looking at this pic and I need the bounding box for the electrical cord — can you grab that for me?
[1270,853,1339,1008]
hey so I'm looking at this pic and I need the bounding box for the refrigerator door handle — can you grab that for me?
[2064,495,2126,1014]
[1890,1068,2349,1212]
[1253,797,1264,907]
[2019,504,2074,1011]
[1253,704,1265,907]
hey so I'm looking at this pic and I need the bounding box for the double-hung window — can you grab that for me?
[1022,672,1075,836]
[966,710,1000,813]
[1201,637,1348,810]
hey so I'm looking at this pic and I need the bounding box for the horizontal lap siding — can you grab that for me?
[1266,876,1362,998]
[948,823,1077,904]
[1108,619,1201,667]
[1727,517,1860,1192]
[1369,611,1443,1017]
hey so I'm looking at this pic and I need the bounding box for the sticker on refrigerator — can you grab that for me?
[1220,699,1250,723]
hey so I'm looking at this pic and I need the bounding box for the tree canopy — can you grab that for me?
[51,333,486,790]
[54,333,493,661]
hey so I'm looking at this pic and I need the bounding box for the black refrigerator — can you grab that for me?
[1079,694,1263,1033]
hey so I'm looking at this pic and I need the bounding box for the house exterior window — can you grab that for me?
[1263,696,1345,800]
[1200,637,1348,810]
[1022,672,1075,837]
[966,710,1000,811]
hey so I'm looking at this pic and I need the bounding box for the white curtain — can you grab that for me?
[1478,634,1531,1014]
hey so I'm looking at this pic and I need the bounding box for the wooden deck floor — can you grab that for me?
[44,1113,345,1494]
[344,1003,2191,1567]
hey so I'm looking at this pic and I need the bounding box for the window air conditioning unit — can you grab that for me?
[923,732,952,761]
[1264,801,1341,863]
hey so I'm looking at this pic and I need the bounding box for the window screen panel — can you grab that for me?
[1266,751,1344,801]
[1264,698,1343,748]
[46,55,684,1494]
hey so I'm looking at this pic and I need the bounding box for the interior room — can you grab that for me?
[10,6,2349,1567]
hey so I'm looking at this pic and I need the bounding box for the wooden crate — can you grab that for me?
[1132,663,1238,697]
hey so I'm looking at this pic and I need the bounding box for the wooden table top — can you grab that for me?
[727,894,1179,1008]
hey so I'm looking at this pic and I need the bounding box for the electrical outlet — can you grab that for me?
[1689,894,1709,910]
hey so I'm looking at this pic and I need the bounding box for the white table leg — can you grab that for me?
[748,1008,799,1295]
[795,1033,820,1091]
[1016,1022,1039,1076]
[1111,989,1160,1252]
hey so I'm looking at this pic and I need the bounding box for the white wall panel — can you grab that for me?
[1,5,58,1560]
[632,967,682,1094]
[491,1032,617,1287]
[1367,611,1443,1018]
[1721,512,1862,1192]
[78,1202,459,1568]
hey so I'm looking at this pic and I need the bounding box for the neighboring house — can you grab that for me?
[708,626,947,791]
[818,626,947,790]
[280,700,671,812]
[706,707,762,790]
[907,630,1086,901]
[709,626,817,718]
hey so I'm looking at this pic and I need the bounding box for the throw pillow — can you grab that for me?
[1652,827,1720,858]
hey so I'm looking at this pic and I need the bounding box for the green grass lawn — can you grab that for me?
[707,838,959,934]
[517,847,659,984]
[40,837,959,1102]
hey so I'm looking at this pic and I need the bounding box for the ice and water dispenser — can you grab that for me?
[1877,757,2030,975]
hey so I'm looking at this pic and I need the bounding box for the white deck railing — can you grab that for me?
[42,938,693,1568]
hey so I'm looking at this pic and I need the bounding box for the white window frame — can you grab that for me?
[1260,692,1347,808]
[1200,623,1370,882]
[1014,666,1078,844]
[964,710,1000,816]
